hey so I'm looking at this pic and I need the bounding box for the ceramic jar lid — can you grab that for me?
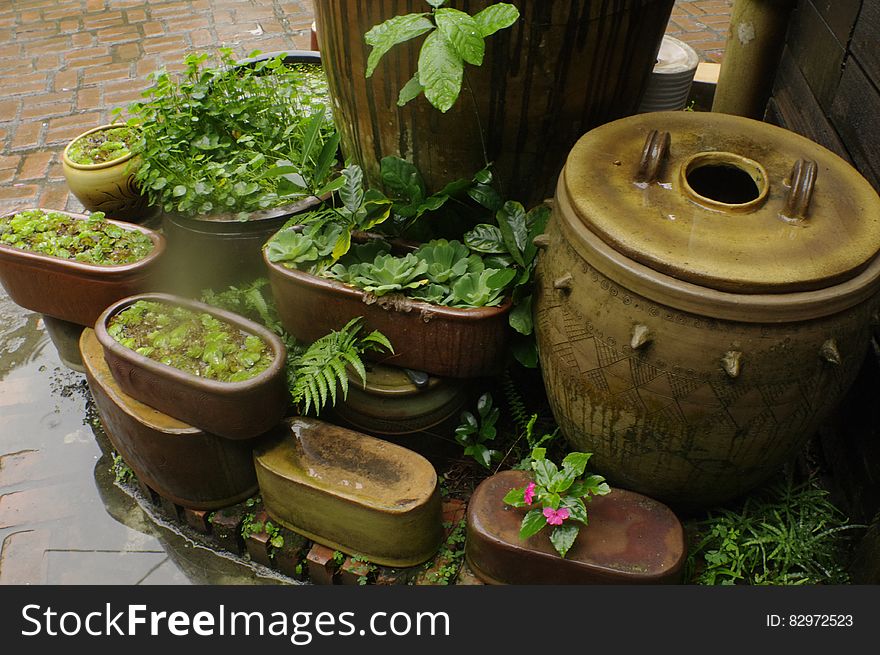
[561,111,880,293]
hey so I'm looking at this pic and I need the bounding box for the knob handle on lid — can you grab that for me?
[635,130,671,184]
[783,159,818,222]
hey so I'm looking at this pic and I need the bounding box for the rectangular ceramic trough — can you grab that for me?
[95,293,289,440]
[80,328,259,510]
[465,470,686,584]
[254,417,444,567]
[0,209,165,326]
[264,250,512,379]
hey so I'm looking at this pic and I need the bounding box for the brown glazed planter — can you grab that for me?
[254,417,444,567]
[265,252,512,379]
[535,111,880,507]
[80,328,259,510]
[94,293,288,440]
[314,0,675,206]
[466,470,685,584]
[0,209,165,327]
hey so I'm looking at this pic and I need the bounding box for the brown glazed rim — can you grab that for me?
[0,208,165,276]
[95,292,288,395]
[554,178,880,324]
[62,124,140,171]
[262,249,514,320]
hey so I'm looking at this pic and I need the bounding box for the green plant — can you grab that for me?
[504,448,611,558]
[464,200,550,366]
[288,317,393,415]
[685,471,864,585]
[241,513,285,558]
[423,519,467,584]
[128,49,340,217]
[110,452,134,485]
[0,209,155,265]
[107,300,274,382]
[455,392,501,468]
[200,278,283,336]
[67,125,139,165]
[365,0,520,112]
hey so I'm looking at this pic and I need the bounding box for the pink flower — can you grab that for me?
[543,507,570,526]
[523,482,536,506]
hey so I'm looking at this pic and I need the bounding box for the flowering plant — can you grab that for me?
[503,448,611,558]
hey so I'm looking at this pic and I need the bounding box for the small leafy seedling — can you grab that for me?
[455,392,501,469]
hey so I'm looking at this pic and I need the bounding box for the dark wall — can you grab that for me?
[765,0,879,192]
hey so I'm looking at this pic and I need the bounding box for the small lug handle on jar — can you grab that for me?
[783,159,818,221]
[635,130,671,184]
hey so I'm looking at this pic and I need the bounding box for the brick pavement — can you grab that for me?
[667,0,734,64]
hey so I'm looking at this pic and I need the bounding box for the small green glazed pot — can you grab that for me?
[62,124,152,223]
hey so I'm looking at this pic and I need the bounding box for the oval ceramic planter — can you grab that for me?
[95,293,288,440]
[80,328,259,510]
[254,417,443,567]
[0,209,165,327]
[62,124,154,223]
[465,470,686,585]
[264,253,512,379]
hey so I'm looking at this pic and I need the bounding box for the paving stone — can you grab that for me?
[306,543,338,585]
[0,529,50,584]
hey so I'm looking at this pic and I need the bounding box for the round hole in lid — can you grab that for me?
[680,151,769,212]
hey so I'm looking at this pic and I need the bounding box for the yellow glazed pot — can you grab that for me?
[534,111,880,508]
[62,124,151,222]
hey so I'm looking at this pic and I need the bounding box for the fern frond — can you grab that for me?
[288,317,393,415]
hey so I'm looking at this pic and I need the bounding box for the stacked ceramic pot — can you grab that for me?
[534,111,880,508]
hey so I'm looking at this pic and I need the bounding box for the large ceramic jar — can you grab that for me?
[314,0,676,206]
[534,111,880,508]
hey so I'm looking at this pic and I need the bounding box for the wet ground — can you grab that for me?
[0,287,291,584]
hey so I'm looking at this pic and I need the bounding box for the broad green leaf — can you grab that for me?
[549,523,579,558]
[561,495,589,525]
[435,8,485,66]
[172,184,188,197]
[568,474,611,499]
[520,508,547,540]
[509,295,533,335]
[464,224,506,254]
[311,132,341,189]
[503,487,527,508]
[532,457,557,488]
[299,106,327,169]
[418,30,463,113]
[562,452,592,477]
[365,14,435,77]
[476,392,492,418]
[397,72,425,106]
[486,268,516,290]
[464,443,495,469]
[467,183,503,211]
[339,165,365,215]
[380,156,426,203]
[473,3,520,38]
[523,204,552,265]
[511,335,538,368]
[426,0,447,8]
[496,201,528,266]
[531,447,546,461]
[331,230,351,261]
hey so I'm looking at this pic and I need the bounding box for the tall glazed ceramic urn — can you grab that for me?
[534,111,880,508]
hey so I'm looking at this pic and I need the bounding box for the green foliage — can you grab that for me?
[686,472,864,585]
[504,448,610,558]
[423,519,467,585]
[200,278,283,336]
[0,209,154,265]
[127,49,339,217]
[107,300,274,382]
[288,317,393,416]
[241,513,285,558]
[465,201,550,366]
[348,253,430,296]
[365,1,520,112]
[67,125,139,165]
[455,392,501,469]
[110,452,135,485]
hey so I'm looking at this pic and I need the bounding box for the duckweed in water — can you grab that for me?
[0,209,154,265]
[108,300,274,382]
[67,126,138,165]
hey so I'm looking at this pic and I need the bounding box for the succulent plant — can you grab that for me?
[414,238,484,284]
